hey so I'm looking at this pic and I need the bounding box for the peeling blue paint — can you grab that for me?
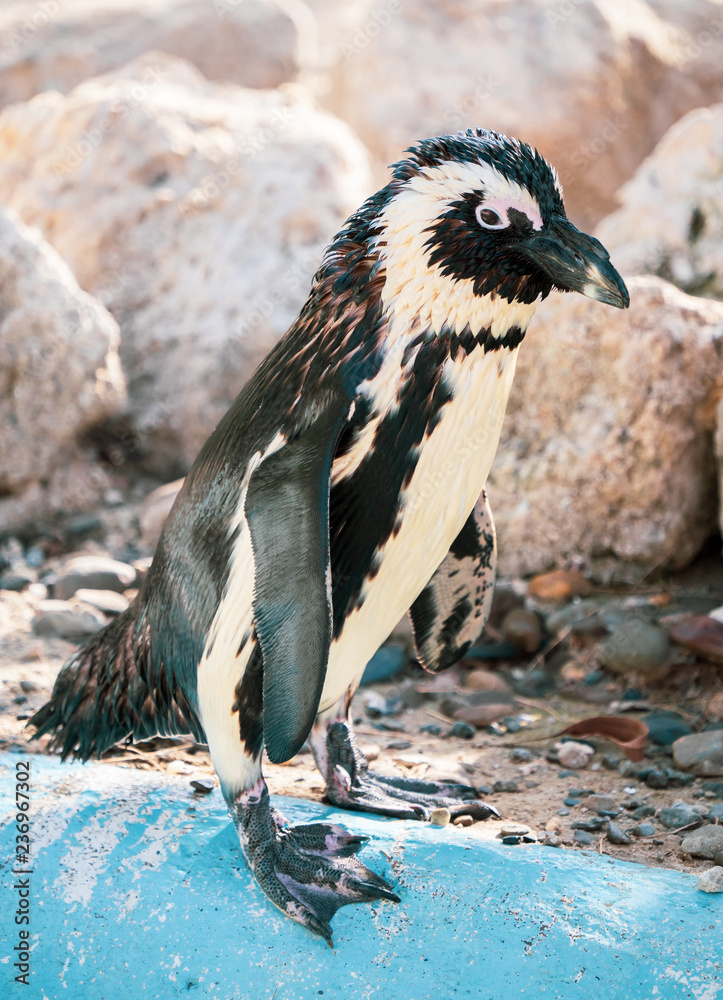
[1,753,721,999]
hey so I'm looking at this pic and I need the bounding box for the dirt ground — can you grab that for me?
[2,545,723,876]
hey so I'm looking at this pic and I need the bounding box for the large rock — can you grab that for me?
[0,54,372,474]
[0,204,125,534]
[310,0,723,229]
[0,0,314,108]
[596,105,723,299]
[487,276,723,580]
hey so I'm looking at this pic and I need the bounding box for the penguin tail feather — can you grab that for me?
[28,605,203,760]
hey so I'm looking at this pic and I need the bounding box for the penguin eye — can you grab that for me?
[475,205,508,230]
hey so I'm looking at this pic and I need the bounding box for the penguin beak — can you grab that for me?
[519,214,630,309]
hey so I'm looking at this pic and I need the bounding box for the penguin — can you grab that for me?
[31,128,629,946]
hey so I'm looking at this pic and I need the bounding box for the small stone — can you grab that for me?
[573,830,595,845]
[453,815,474,827]
[680,825,723,859]
[633,805,656,820]
[583,794,617,813]
[558,770,579,779]
[501,608,543,653]
[659,802,702,829]
[420,724,442,736]
[630,823,655,837]
[493,780,520,793]
[606,822,632,845]
[602,755,621,770]
[705,691,723,723]
[568,787,596,797]
[74,589,130,615]
[528,569,593,601]
[599,621,670,677]
[190,777,214,793]
[645,769,669,790]
[646,711,693,747]
[665,767,695,787]
[166,760,193,774]
[454,701,513,728]
[0,574,32,592]
[476,784,494,796]
[542,832,561,847]
[464,668,511,693]
[619,761,639,778]
[673,731,723,777]
[545,599,601,636]
[715,851,723,867]
[32,600,106,641]
[503,717,521,734]
[19,680,38,694]
[670,615,723,665]
[500,822,530,836]
[557,742,594,770]
[702,781,723,798]
[449,721,476,739]
[387,740,412,750]
[511,748,532,763]
[429,808,451,827]
[709,803,723,821]
[564,797,581,807]
[697,868,723,893]
[557,808,570,816]
[571,817,606,832]
[360,644,407,685]
[54,555,136,599]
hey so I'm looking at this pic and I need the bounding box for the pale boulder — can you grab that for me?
[487,276,723,580]
[0,54,373,474]
[310,0,723,229]
[0,205,124,534]
[0,0,314,108]
[596,104,723,299]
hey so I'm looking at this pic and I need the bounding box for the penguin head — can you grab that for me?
[366,128,628,337]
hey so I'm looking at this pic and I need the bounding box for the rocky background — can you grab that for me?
[2,0,723,879]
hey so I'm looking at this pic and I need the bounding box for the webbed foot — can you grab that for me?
[319,721,499,822]
[231,779,399,946]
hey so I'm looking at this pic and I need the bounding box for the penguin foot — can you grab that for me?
[231,778,399,946]
[321,721,499,822]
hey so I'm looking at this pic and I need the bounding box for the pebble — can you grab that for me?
[429,808,451,827]
[606,822,632,845]
[557,808,570,816]
[398,680,426,709]
[680,825,723,859]
[715,851,723,867]
[645,769,669,790]
[454,702,512,728]
[542,831,561,847]
[54,555,137,599]
[387,740,412,750]
[190,777,214,794]
[557,742,594,770]
[670,615,723,665]
[511,748,532,763]
[583,794,617,813]
[645,711,692,747]
[563,797,581,807]
[420,724,442,736]
[166,760,193,774]
[476,784,494,796]
[709,803,723,821]
[448,721,476,739]
[702,781,723,799]
[453,815,474,827]
[545,599,600,636]
[568,787,595,797]
[630,823,656,837]
[697,867,723,893]
[673,731,723,777]
[500,822,530,836]
[571,817,606,832]
[528,569,592,601]
[632,805,656,820]
[602,755,621,770]
[464,667,511,693]
[360,644,407,685]
[0,574,32,592]
[599,621,670,677]
[32,600,106,641]
[659,802,703,830]
[74,589,130,615]
[558,770,579,779]
[501,608,543,653]
[573,830,595,845]
[493,779,520,793]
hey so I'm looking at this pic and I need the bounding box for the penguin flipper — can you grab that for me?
[409,490,496,672]
[246,401,346,764]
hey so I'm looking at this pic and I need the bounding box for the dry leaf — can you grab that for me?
[554,716,648,761]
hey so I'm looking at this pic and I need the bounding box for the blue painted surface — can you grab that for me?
[1,752,721,1000]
